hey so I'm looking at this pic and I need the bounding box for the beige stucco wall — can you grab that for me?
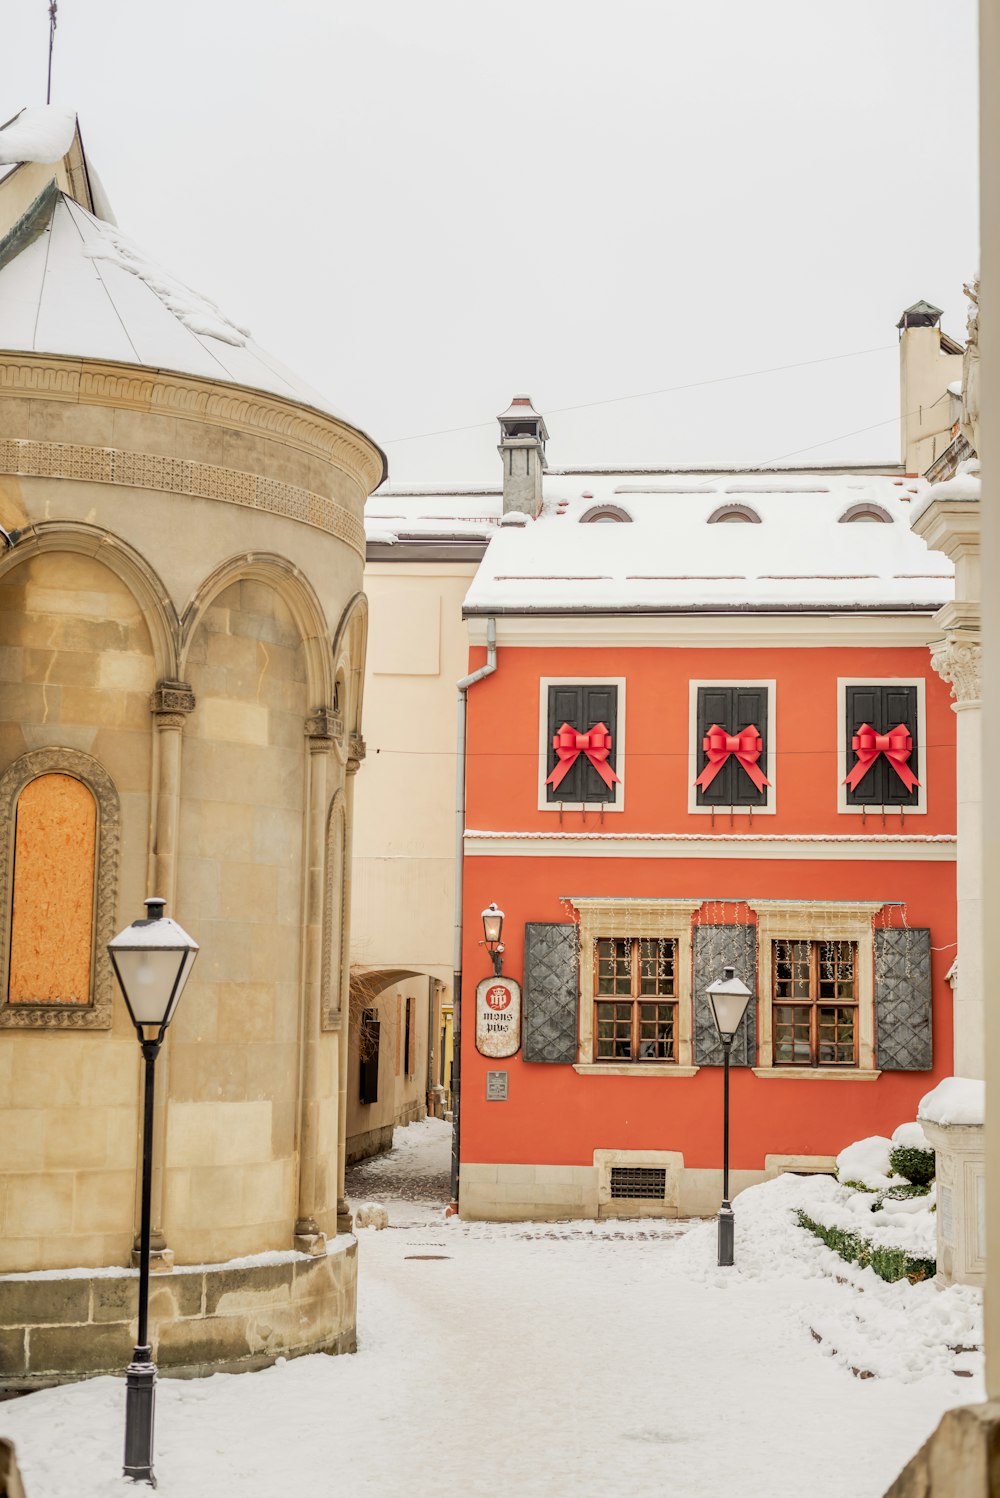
[900,325,963,473]
[346,974,431,1163]
[351,561,478,988]
[0,360,379,1291]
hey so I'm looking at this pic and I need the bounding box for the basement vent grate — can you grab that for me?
[609,1166,667,1201]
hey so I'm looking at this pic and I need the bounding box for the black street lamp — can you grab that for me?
[481,902,505,976]
[705,964,753,1268]
[108,898,199,1487]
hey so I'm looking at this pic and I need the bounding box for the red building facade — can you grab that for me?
[456,468,957,1219]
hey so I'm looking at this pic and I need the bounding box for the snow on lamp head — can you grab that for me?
[705,965,752,1041]
[108,897,199,1040]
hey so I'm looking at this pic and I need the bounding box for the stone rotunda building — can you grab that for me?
[0,109,385,1384]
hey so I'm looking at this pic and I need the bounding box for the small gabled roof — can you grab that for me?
[897,299,944,329]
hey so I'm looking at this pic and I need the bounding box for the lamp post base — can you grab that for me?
[123,1347,157,1487]
[717,1201,735,1267]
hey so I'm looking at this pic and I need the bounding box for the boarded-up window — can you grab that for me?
[9,774,97,1004]
[359,1011,380,1104]
[405,995,416,1075]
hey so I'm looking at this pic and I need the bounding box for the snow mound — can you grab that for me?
[919,1076,985,1127]
[891,1121,931,1150]
[0,105,76,165]
[835,1135,899,1191]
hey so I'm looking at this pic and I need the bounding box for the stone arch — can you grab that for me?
[179,552,335,706]
[322,789,348,1029]
[332,592,368,742]
[0,521,180,681]
[0,748,120,1030]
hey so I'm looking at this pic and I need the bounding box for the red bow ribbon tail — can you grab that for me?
[843,723,919,793]
[580,722,621,789]
[694,724,770,793]
[545,722,621,791]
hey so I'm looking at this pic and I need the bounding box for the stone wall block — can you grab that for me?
[0,1277,89,1327]
[0,1327,27,1376]
[204,1264,293,1317]
[27,1321,130,1376]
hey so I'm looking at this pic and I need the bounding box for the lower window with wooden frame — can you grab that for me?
[772,939,858,1067]
[594,937,678,1063]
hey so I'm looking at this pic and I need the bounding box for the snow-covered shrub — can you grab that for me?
[888,1145,935,1188]
[355,1203,389,1229]
[796,1209,935,1284]
[835,1135,897,1192]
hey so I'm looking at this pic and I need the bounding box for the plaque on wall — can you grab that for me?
[475,976,522,1058]
[486,1071,509,1101]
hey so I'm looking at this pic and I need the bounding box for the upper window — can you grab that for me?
[839,503,893,524]
[707,504,761,524]
[694,685,770,808]
[844,684,920,808]
[772,939,858,1067]
[544,681,621,806]
[594,937,677,1063]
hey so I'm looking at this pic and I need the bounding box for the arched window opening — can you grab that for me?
[580,504,633,524]
[707,504,762,524]
[838,504,893,524]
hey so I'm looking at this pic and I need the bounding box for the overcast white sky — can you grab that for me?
[2,0,979,484]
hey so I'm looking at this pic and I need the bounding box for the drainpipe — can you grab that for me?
[451,617,497,1206]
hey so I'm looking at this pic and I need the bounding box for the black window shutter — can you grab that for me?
[523,922,580,1063]
[359,1013,380,1102]
[546,684,618,804]
[874,928,933,1070]
[845,685,919,807]
[692,925,758,1065]
[696,687,768,807]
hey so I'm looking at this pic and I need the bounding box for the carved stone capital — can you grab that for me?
[150,680,196,717]
[931,637,982,707]
[306,708,344,745]
[347,733,366,775]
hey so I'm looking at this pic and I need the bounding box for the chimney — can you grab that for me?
[497,394,548,516]
[897,301,964,473]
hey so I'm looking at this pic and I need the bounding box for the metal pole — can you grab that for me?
[124,1040,160,1486]
[717,1035,735,1267]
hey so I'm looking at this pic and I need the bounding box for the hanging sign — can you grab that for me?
[475,975,522,1058]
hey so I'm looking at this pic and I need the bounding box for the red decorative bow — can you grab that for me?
[843,723,920,793]
[694,724,770,793]
[546,722,621,792]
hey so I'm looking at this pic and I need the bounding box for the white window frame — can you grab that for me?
[538,676,627,814]
[837,677,927,816]
[688,678,777,816]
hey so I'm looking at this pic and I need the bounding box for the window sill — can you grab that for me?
[573,1063,700,1077]
[752,1067,881,1081]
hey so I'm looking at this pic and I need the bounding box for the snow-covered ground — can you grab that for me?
[2,1117,982,1497]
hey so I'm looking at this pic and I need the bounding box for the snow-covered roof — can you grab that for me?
[0,187,358,421]
[366,488,503,546]
[456,472,953,614]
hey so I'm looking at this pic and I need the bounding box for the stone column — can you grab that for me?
[337,732,365,1235]
[140,680,196,1271]
[931,637,983,1078]
[294,709,337,1254]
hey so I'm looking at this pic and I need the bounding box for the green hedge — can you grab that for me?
[888,1145,935,1188]
[796,1209,935,1285]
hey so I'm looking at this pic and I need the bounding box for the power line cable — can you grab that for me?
[383,344,897,445]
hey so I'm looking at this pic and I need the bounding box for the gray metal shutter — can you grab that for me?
[875,927,932,1070]
[692,924,758,1066]
[695,686,768,808]
[523,922,580,1064]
